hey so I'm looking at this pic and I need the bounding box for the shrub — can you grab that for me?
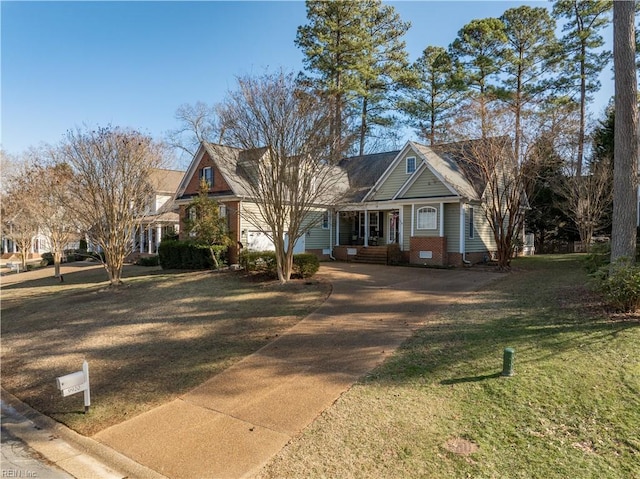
[593,259,640,313]
[293,253,319,278]
[583,242,611,274]
[136,256,160,267]
[158,240,227,270]
[41,252,54,266]
[239,250,320,279]
[239,250,277,276]
[387,244,403,266]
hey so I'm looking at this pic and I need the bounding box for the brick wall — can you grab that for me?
[409,237,447,266]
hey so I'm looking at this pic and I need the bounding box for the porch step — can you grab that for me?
[352,246,388,265]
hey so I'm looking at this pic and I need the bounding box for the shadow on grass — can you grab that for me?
[440,372,502,385]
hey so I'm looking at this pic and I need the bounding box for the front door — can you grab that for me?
[388,210,399,244]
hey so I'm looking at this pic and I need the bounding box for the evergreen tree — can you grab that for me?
[399,46,466,145]
[296,0,411,158]
[498,6,560,162]
[449,18,507,138]
[184,178,232,269]
[552,0,612,177]
[296,0,370,161]
[354,1,411,155]
[611,0,638,263]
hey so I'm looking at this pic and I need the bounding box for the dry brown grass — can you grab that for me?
[1,264,330,435]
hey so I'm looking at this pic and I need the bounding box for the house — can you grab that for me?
[175,139,503,267]
[332,140,498,266]
[131,168,184,255]
[174,143,347,264]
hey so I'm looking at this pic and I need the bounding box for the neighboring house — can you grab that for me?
[132,168,184,255]
[175,143,343,264]
[175,139,506,267]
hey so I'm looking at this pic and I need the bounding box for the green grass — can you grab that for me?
[259,255,640,479]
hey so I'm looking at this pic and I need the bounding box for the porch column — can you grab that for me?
[156,226,162,253]
[411,204,415,237]
[139,229,144,253]
[147,225,153,253]
[335,211,340,246]
[439,202,445,237]
[2,238,7,254]
[364,208,369,247]
[398,207,404,249]
[459,203,466,254]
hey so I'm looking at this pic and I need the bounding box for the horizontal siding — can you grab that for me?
[401,168,452,199]
[444,203,461,253]
[402,205,412,251]
[372,150,415,201]
[466,205,496,253]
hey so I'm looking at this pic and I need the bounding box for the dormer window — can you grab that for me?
[406,156,416,174]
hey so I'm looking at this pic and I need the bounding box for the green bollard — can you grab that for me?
[502,347,515,376]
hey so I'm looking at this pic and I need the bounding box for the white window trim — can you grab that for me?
[416,206,437,230]
[322,211,329,230]
[406,156,416,174]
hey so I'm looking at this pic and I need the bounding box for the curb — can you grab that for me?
[1,387,168,479]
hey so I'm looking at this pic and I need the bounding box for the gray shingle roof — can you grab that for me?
[338,150,400,202]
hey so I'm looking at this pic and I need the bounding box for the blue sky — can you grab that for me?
[1,1,614,164]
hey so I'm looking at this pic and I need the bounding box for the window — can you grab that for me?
[200,167,213,187]
[469,206,475,239]
[322,211,329,229]
[406,156,416,174]
[188,206,197,221]
[417,206,437,230]
[219,204,227,218]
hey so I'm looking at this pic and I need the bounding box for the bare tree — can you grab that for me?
[30,158,79,278]
[166,102,221,168]
[217,71,348,283]
[1,164,41,270]
[443,123,537,270]
[611,0,638,263]
[557,159,613,251]
[60,126,167,286]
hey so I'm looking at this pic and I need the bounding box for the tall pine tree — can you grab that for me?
[399,46,466,145]
[552,0,612,177]
[296,0,411,158]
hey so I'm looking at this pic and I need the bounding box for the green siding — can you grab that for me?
[372,151,416,200]
[401,168,452,199]
[444,203,461,253]
[402,205,412,251]
[466,205,496,252]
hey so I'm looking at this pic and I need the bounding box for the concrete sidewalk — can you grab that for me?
[93,263,500,479]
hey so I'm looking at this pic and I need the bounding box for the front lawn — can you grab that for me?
[1,265,330,436]
[259,255,640,479]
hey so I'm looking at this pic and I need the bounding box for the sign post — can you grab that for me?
[56,360,91,413]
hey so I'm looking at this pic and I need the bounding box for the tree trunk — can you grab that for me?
[54,251,62,278]
[611,0,638,263]
[359,96,368,157]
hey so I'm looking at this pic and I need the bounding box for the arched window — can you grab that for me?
[416,206,437,230]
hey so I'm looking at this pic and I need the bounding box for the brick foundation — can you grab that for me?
[409,237,447,266]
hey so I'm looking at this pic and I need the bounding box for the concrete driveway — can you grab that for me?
[93,262,500,479]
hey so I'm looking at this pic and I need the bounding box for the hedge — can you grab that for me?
[158,240,227,270]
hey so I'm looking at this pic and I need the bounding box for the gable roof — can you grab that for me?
[408,142,480,200]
